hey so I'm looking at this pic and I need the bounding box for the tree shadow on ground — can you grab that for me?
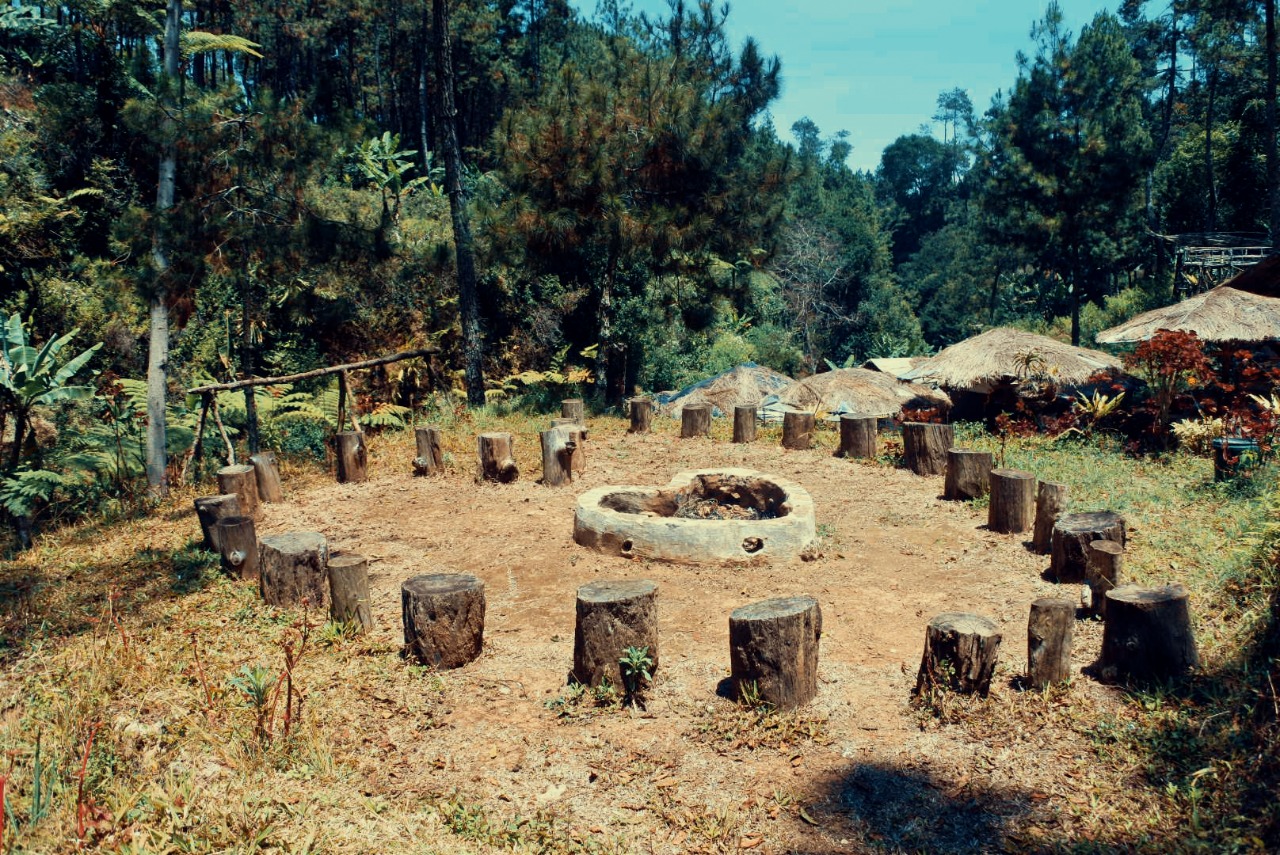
[804,760,1031,854]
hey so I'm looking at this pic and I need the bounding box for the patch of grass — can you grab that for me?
[693,699,831,754]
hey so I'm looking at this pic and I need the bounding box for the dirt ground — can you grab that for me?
[258,423,1123,854]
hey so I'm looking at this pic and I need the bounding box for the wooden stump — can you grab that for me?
[914,612,1002,698]
[540,427,576,487]
[733,405,757,444]
[1086,540,1125,619]
[987,469,1036,534]
[249,451,284,503]
[680,404,711,439]
[943,449,992,500]
[561,398,585,425]
[328,554,373,632]
[215,515,259,581]
[729,596,822,710]
[781,411,815,450]
[217,464,261,521]
[836,415,877,459]
[1050,511,1126,583]
[1031,481,1068,554]
[259,532,329,608]
[1027,598,1074,689]
[413,426,445,476]
[401,573,485,669]
[550,417,588,441]
[902,422,954,476]
[628,398,653,434]
[476,432,519,483]
[1101,584,1198,682]
[335,431,368,483]
[572,580,659,688]
[194,493,241,552]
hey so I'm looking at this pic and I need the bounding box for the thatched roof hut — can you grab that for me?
[901,327,1123,393]
[778,368,950,419]
[1097,255,1280,344]
[860,357,928,379]
[657,363,792,417]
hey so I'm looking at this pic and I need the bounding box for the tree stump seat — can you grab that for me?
[260,532,329,607]
[215,515,259,581]
[729,596,822,709]
[1050,511,1125,583]
[836,414,877,459]
[194,493,241,552]
[944,448,992,500]
[914,612,1002,697]
[401,573,485,668]
[1101,584,1198,682]
[988,469,1035,533]
[572,580,659,688]
[902,422,954,476]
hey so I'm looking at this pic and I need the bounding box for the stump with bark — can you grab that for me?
[328,553,373,632]
[572,580,659,688]
[1085,539,1125,619]
[540,427,576,487]
[561,398,585,425]
[215,515,259,581]
[194,493,241,552]
[1027,598,1074,689]
[413,426,445,476]
[1101,584,1198,682]
[733,405,757,444]
[217,464,261,521]
[681,404,711,439]
[729,596,822,710]
[249,452,284,503]
[628,398,653,434]
[836,415,877,459]
[781,411,815,450]
[476,432,519,483]
[902,422,954,476]
[259,532,330,608]
[987,469,1036,534]
[944,449,992,500]
[550,417,588,440]
[1031,481,1069,554]
[401,573,485,668]
[914,612,1002,697]
[335,431,368,483]
[1050,511,1126,583]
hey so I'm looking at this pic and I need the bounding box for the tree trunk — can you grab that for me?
[781,411,815,450]
[1050,511,1125,583]
[413,426,444,476]
[1086,539,1124,619]
[217,464,261,521]
[1101,584,1198,683]
[194,493,241,552]
[836,414,877,459]
[1269,0,1279,244]
[249,451,284,503]
[433,0,484,406]
[335,431,368,483]
[401,572,485,668]
[476,432,518,482]
[680,404,711,439]
[1026,598,1074,689]
[215,515,259,581]
[260,532,330,608]
[914,612,1002,698]
[572,579,659,688]
[733,404,757,444]
[943,449,992,500]
[539,427,575,487]
[628,397,653,434]
[987,468,1035,534]
[560,398,585,425]
[729,596,822,710]
[902,422,954,476]
[1031,481,1068,555]
[329,553,373,632]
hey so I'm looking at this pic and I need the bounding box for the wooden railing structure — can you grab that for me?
[1175,242,1275,296]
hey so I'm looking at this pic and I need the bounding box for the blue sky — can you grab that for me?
[569,0,1115,171]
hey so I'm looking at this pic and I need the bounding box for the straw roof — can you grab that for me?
[860,357,927,379]
[901,327,1123,389]
[1097,287,1280,345]
[778,368,951,418]
[657,363,793,417]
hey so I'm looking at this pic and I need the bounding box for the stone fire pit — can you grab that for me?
[573,468,816,563]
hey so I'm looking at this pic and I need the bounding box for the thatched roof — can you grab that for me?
[657,363,793,417]
[1095,286,1280,344]
[901,327,1123,390]
[860,357,927,379]
[778,368,951,418]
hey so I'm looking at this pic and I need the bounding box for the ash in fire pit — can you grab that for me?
[575,469,815,563]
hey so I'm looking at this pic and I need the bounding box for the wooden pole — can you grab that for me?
[329,553,373,632]
[902,422,954,476]
[1031,481,1068,555]
[836,414,877,459]
[680,404,711,438]
[781,411,815,450]
[628,397,653,434]
[211,397,235,465]
[987,469,1036,534]
[732,404,757,444]
[187,347,438,394]
[943,449,992,500]
[1027,598,1074,689]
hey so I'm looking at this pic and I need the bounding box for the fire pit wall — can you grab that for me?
[573,469,816,563]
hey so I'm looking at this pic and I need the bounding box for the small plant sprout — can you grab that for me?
[229,665,276,744]
[618,646,653,710]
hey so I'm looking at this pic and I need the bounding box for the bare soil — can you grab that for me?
[257,423,1122,854]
